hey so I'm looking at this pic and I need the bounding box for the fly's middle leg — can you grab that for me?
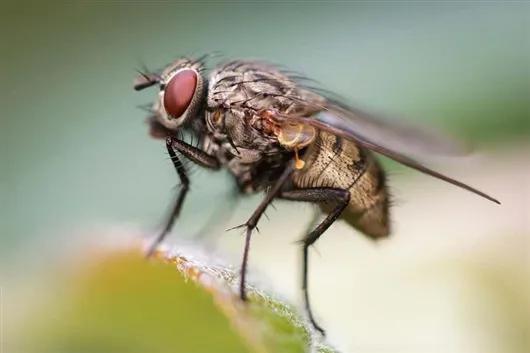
[232,164,294,301]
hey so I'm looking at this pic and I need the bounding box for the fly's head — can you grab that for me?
[135,57,207,130]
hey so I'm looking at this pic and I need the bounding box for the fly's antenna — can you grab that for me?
[134,69,162,91]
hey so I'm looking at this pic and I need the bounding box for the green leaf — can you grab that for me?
[16,247,338,353]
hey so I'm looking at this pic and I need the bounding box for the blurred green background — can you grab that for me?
[1,2,529,353]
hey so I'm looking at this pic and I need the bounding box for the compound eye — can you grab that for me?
[163,69,198,118]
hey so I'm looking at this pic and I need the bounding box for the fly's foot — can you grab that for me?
[145,244,157,259]
[145,233,166,259]
[310,318,326,336]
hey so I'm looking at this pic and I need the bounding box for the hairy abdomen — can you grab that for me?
[292,132,390,239]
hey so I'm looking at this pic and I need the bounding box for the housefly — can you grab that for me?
[134,56,500,334]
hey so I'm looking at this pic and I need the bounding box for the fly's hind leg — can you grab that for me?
[279,187,350,335]
[146,136,220,257]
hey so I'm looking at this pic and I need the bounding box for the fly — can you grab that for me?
[134,56,500,334]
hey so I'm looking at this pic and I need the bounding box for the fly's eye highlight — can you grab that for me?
[163,69,198,119]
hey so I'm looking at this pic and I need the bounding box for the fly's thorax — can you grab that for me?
[207,60,325,118]
[205,60,327,167]
[207,61,297,111]
[203,105,293,193]
[206,108,283,154]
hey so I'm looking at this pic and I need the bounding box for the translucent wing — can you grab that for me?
[284,103,500,204]
[319,102,468,156]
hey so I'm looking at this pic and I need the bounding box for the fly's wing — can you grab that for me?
[318,102,468,157]
[283,102,500,204]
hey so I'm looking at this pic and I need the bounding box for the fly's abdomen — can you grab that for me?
[292,131,390,239]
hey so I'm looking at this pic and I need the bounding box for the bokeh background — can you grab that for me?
[1,2,529,353]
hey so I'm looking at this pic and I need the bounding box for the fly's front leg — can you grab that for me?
[146,136,220,257]
[146,138,189,257]
[235,164,294,301]
[279,187,350,335]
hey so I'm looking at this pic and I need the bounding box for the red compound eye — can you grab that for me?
[163,69,197,118]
